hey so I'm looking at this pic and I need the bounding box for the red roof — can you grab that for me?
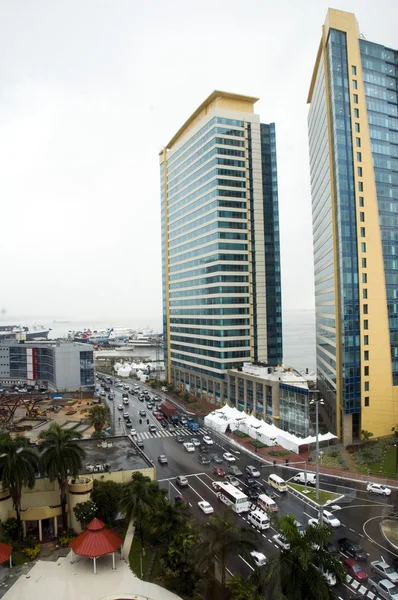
[70,518,123,557]
[0,542,12,564]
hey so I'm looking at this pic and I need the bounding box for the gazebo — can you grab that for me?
[0,542,12,568]
[69,517,123,574]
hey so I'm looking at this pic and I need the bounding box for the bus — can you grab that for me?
[215,482,250,513]
[268,474,288,492]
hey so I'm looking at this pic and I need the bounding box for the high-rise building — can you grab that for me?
[160,91,282,404]
[308,9,398,442]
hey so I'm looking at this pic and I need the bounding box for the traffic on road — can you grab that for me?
[97,374,398,600]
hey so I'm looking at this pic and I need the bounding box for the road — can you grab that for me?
[98,376,397,599]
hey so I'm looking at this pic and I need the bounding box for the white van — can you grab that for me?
[268,474,288,492]
[258,493,278,513]
[292,472,316,486]
[247,509,270,530]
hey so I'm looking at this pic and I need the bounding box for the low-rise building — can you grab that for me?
[0,339,95,393]
[226,363,316,437]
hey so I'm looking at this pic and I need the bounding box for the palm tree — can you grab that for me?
[196,511,257,590]
[150,499,191,545]
[264,514,344,600]
[39,422,85,531]
[87,404,110,431]
[0,434,40,539]
[119,472,156,549]
[227,574,263,600]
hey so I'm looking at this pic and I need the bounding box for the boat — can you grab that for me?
[52,320,70,324]
[0,325,50,341]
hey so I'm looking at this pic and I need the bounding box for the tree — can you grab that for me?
[163,530,200,597]
[263,514,344,600]
[361,429,374,442]
[227,574,263,600]
[39,422,85,531]
[119,472,156,549]
[0,434,40,540]
[73,500,97,529]
[87,404,110,431]
[149,498,191,546]
[196,511,257,590]
[91,480,122,527]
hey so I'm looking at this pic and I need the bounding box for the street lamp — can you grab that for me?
[310,397,324,508]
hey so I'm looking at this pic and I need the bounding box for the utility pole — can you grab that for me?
[310,396,324,521]
[112,359,116,436]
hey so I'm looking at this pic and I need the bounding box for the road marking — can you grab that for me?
[358,585,367,595]
[238,554,254,571]
[349,527,356,533]
[351,580,359,589]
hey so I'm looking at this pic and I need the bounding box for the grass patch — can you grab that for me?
[288,482,343,505]
[129,538,152,578]
[11,551,30,566]
[234,430,249,438]
[249,439,268,449]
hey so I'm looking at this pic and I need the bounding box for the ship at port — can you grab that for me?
[70,326,162,346]
[0,325,50,341]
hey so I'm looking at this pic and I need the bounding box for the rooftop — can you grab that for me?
[78,436,152,474]
[229,363,311,389]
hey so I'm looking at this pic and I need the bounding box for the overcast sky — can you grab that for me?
[1,0,397,327]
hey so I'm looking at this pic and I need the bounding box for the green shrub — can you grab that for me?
[233,430,249,438]
[268,449,290,457]
[249,440,268,449]
[58,534,76,547]
[2,518,18,541]
[23,544,40,559]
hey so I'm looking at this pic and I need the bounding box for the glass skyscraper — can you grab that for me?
[160,91,282,404]
[308,9,398,442]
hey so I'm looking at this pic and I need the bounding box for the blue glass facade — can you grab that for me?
[161,97,282,399]
[360,40,398,384]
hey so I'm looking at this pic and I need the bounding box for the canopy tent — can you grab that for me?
[204,404,337,453]
[0,541,12,567]
[70,518,123,574]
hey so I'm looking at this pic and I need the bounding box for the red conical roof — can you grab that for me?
[70,518,123,557]
[0,542,12,564]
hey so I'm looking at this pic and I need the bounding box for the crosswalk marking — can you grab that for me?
[134,426,207,441]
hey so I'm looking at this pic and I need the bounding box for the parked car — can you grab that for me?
[210,454,223,464]
[158,455,168,464]
[228,465,243,477]
[338,538,368,561]
[366,482,391,496]
[370,561,398,582]
[198,500,214,515]
[246,465,261,478]
[176,476,189,487]
[223,452,236,463]
[212,467,225,477]
[342,557,368,582]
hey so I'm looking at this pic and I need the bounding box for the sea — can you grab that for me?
[1,309,316,373]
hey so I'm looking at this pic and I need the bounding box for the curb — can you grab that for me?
[287,484,345,510]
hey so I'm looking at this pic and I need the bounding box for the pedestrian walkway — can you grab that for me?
[134,426,207,440]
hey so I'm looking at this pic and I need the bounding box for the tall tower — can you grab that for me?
[160,91,282,404]
[308,9,398,442]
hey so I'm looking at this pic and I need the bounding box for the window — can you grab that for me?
[364,397,369,407]
[353,80,358,89]
[364,350,369,360]
[357,151,362,161]
[362,273,367,283]
[358,181,364,191]
[357,167,363,177]
[360,212,365,222]
[364,320,369,330]
[362,257,367,268]
[354,108,359,118]
[359,196,364,207]
[356,137,361,147]
[352,66,357,75]
[364,366,369,376]
[363,288,368,299]
[353,94,359,103]
[361,242,366,252]
[364,335,369,345]
[364,381,369,391]
[363,303,368,314]
[361,227,366,237]
[355,123,360,133]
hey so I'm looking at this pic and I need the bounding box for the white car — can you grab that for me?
[226,475,240,487]
[367,482,391,496]
[191,437,201,447]
[308,510,341,528]
[223,452,236,463]
[130,428,137,436]
[183,442,195,452]
[203,435,214,446]
[118,404,123,410]
[246,465,261,478]
[371,560,398,582]
[198,500,214,514]
[250,551,267,567]
[272,534,290,550]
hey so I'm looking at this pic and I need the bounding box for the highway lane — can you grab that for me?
[98,378,397,598]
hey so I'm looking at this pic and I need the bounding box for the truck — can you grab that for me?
[368,575,398,599]
[187,420,199,433]
[161,402,176,418]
